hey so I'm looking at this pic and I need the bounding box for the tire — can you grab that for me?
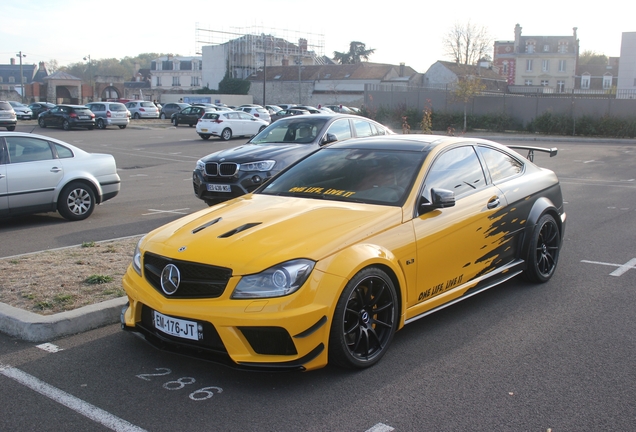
[96,118,105,129]
[38,118,46,128]
[258,125,266,132]
[7,126,15,131]
[524,214,561,283]
[221,128,232,141]
[199,134,210,140]
[57,182,96,221]
[133,112,141,119]
[189,123,194,127]
[172,117,178,127]
[328,267,398,369]
[118,125,127,129]
[160,113,166,119]
[63,120,71,131]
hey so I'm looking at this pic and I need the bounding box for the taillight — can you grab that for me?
[107,111,111,118]
[140,108,145,112]
[70,112,77,118]
[254,113,260,117]
[214,119,223,123]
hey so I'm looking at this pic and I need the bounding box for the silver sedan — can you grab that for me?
[0,132,121,221]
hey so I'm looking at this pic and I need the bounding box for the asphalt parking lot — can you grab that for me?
[1,123,635,431]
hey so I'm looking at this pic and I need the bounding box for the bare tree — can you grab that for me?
[443,21,492,65]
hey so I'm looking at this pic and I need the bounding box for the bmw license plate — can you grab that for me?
[153,311,199,341]
[207,184,231,192]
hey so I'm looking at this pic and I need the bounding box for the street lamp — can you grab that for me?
[83,55,93,102]
[16,51,26,103]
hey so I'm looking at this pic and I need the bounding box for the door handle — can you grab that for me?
[50,167,62,173]
[487,197,500,209]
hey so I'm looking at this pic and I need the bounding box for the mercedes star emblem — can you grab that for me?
[160,264,181,295]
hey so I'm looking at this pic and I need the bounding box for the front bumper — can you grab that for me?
[121,265,345,371]
[192,169,269,204]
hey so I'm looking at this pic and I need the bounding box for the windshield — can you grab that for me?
[250,117,329,144]
[260,147,426,206]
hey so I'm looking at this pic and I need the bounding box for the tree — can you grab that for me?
[578,50,608,66]
[452,76,486,132]
[333,41,375,64]
[46,59,59,73]
[442,21,491,65]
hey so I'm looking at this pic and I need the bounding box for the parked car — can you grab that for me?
[85,102,129,129]
[171,106,217,127]
[28,102,56,119]
[324,104,356,114]
[8,101,33,120]
[0,132,121,221]
[193,113,393,205]
[271,108,310,122]
[159,103,190,119]
[0,101,17,131]
[237,106,271,123]
[122,134,565,371]
[125,101,160,119]
[265,104,282,115]
[195,110,268,141]
[38,105,95,131]
[294,105,327,114]
[277,103,297,110]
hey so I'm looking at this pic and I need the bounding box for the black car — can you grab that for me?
[28,102,56,119]
[38,105,95,131]
[171,106,216,127]
[159,102,190,119]
[193,114,394,206]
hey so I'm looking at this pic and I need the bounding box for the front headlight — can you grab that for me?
[132,236,145,276]
[239,160,276,172]
[232,259,315,299]
[195,159,205,171]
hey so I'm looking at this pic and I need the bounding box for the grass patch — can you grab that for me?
[84,274,114,285]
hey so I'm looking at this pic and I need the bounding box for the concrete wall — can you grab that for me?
[159,93,253,106]
[365,84,636,126]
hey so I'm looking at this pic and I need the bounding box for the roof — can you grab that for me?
[0,64,37,84]
[248,62,419,82]
[433,61,504,81]
[577,58,620,77]
[43,71,81,81]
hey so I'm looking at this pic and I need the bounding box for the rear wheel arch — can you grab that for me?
[519,197,563,255]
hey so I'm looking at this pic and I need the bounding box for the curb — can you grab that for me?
[0,297,127,342]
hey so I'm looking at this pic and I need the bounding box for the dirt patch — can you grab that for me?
[0,237,140,316]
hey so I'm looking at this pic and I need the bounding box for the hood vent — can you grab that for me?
[218,222,262,238]
[192,217,222,234]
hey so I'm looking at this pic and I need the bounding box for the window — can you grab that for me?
[190,76,200,86]
[151,61,156,70]
[541,80,549,87]
[325,119,352,141]
[55,143,73,159]
[543,44,550,52]
[477,146,523,182]
[353,119,374,137]
[180,61,192,70]
[581,74,590,89]
[502,61,509,75]
[559,60,566,72]
[525,80,533,86]
[172,76,180,86]
[542,60,549,72]
[603,74,612,89]
[6,137,54,163]
[526,42,535,53]
[9,76,15,83]
[557,81,565,92]
[526,59,533,72]
[162,60,173,70]
[156,76,161,87]
[425,146,486,199]
[558,42,568,53]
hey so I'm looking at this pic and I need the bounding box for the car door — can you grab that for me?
[178,107,192,122]
[5,136,64,213]
[0,140,8,215]
[409,145,508,311]
[236,111,256,135]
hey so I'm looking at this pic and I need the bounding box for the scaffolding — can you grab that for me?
[195,24,326,79]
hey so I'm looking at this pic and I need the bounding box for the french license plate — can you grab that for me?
[79,115,89,120]
[153,311,199,341]
[207,184,231,192]
[200,128,208,132]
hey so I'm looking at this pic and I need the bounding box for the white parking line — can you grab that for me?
[581,258,636,276]
[0,364,147,432]
[143,208,190,216]
[365,423,395,432]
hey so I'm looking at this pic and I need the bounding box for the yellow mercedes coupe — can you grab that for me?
[121,134,565,371]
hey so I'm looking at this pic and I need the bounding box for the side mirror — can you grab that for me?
[419,188,455,213]
[321,133,338,145]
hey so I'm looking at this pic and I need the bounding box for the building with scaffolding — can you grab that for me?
[196,24,327,90]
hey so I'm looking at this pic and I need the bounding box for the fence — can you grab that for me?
[364,84,636,126]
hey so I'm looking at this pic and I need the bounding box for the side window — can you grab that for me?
[477,146,523,182]
[325,119,352,141]
[6,137,54,163]
[55,143,74,159]
[425,146,486,198]
[353,119,374,137]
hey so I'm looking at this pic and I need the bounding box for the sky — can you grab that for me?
[1,0,633,74]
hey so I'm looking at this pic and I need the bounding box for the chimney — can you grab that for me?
[514,24,522,53]
[399,62,405,77]
[10,58,15,65]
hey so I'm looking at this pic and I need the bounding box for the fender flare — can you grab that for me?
[518,196,563,261]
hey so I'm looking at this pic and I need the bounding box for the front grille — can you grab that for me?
[205,162,239,177]
[238,327,297,355]
[143,252,232,298]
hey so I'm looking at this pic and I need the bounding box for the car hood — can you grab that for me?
[142,194,403,275]
[201,143,318,165]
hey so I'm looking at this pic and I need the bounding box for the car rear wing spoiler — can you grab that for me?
[506,145,558,162]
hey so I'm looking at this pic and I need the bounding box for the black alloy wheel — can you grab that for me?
[38,117,46,128]
[524,213,560,283]
[329,267,398,369]
[63,120,71,131]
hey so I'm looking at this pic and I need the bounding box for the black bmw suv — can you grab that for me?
[192,114,393,206]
